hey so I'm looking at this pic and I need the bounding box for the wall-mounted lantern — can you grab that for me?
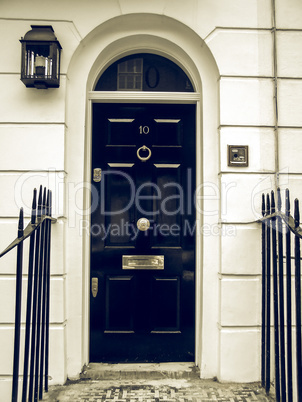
[20,25,62,89]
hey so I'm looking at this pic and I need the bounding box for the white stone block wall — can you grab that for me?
[209,0,301,383]
[0,0,300,399]
[0,6,70,398]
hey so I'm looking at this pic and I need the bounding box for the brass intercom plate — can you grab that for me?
[228,145,249,167]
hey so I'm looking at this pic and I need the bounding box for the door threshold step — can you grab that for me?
[80,362,200,380]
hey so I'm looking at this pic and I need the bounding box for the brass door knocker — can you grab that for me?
[137,145,152,162]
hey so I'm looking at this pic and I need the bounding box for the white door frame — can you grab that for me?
[65,15,220,378]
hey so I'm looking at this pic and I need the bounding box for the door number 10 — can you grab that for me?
[139,125,150,135]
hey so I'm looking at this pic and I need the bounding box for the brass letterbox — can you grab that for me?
[122,255,164,270]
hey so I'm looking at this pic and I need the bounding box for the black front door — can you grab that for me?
[90,103,196,362]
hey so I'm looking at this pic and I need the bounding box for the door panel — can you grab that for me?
[104,165,135,247]
[154,119,183,146]
[152,165,182,248]
[90,103,196,362]
[108,119,136,145]
[151,276,180,332]
[105,275,135,332]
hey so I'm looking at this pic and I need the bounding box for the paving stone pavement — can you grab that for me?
[43,378,275,402]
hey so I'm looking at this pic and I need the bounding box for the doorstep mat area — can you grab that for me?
[43,379,274,401]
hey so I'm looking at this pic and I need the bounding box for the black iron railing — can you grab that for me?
[0,186,56,402]
[261,188,302,401]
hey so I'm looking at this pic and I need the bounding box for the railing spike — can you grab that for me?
[12,208,24,402]
[266,193,270,216]
[285,188,293,400]
[31,188,37,225]
[271,190,275,213]
[22,189,37,402]
[42,187,47,215]
[18,208,24,239]
[277,187,282,211]
[261,191,266,389]
[37,185,43,218]
[46,190,50,216]
[286,189,290,216]
[265,191,271,394]
[276,188,287,399]
[294,199,300,229]
[271,189,281,401]
[294,197,302,400]
[38,185,43,204]
[262,194,265,217]
[45,190,52,393]
[49,190,52,217]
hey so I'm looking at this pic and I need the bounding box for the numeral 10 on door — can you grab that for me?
[139,126,150,134]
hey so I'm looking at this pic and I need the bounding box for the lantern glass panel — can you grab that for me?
[23,44,54,79]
